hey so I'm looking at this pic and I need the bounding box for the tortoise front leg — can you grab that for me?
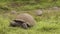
[22,23,28,29]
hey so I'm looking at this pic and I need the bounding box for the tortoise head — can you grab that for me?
[10,20,24,27]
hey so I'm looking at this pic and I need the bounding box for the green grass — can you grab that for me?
[0,9,60,34]
[0,0,60,34]
[0,0,60,11]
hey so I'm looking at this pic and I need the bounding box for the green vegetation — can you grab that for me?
[0,0,60,34]
[0,0,60,10]
[0,9,60,34]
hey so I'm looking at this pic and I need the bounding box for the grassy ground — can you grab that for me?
[0,0,60,34]
[0,0,60,11]
[0,9,60,34]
